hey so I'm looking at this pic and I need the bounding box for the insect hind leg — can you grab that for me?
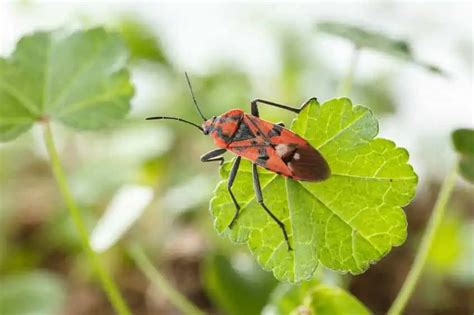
[250,98,317,117]
[227,157,242,228]
[251,163,292,251]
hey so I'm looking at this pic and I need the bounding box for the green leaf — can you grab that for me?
[451,128,474,183]
[264,280,370,315]
[306,285,371,315]
[316,21,442,74]
[118,18,169,64]
[452,128,474,156]
[202,254,277,315]
[264,279,320,315]
[0,28,134,142]
[427,212,462,272]
[210,98,417,282]
[458,156,474,183]
[0,271,66,315]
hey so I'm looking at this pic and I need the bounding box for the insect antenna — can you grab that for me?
[185,72,207,121]
[146,116,204,132]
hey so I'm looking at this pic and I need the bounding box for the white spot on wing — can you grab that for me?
[275,144,289,157]
[294,152,300,160]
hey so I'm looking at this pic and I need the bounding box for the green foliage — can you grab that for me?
[264,279,320,314]
[202,254,277,315]
[118,18,169,64]
[210,98,417,282]
[452,128,474,183]
[0,27,134,142]
[427,213,462,272]
[352,74,396,115]
[264,279,370,315]
[305,285,370,315]
[316,21,442,74]
[0,271,66,315]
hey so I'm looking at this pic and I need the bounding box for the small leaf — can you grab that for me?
[316,21,443,74]
[428,212,462,272]
[263,279,320,315]
[0,28,134,142]
[263,280,370,315]
[451,128,474,183]
[118,18,169,64]
[0,271,66,315]
[452,128,474,155]
[306,285,371,315]
[210,98,417,282]
[202,254,277,315]
[458,156,474,183]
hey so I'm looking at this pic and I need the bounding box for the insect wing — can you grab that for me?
[244,115,330,181]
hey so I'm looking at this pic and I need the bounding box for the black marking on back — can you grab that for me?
[268,124,283,137]
[214,126,233,143]
[247,116,271,142]
[280,144,298,165]
[232,120,255,141]
[256,147,269,165]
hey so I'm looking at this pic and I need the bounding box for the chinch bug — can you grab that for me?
[147,74,331,251]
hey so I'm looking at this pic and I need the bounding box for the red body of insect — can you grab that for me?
[202,109,330,181]
[147,75,330,250]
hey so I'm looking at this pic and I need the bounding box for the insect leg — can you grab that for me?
[276,122,285,127]
[252,163,292,251]
[200,148,227,165]
[250,99,304,117]
[227,157,242,228]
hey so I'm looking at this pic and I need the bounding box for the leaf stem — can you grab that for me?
[339,45,360,96]
[41,122,131,315]
[387,162,458,315]
[128,243,206,315]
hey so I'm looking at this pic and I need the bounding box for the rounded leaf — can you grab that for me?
[0,28,134,142]
[210,98,418,282]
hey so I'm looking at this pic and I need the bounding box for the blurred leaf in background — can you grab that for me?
[202,253,277,315]
[427,211,462,272]
[0,271,66,315]
[0,27,134,142]
[316,21,443,74]
[351,74,396,116]
[211,98,417,282]
[451,128,474,183]
[263,279,320,315]
[117,17,170,66]
[263,279,370,315]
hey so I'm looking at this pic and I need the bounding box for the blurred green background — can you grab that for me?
[0,2,473,315]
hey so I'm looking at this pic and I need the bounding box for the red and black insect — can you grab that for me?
[147,74,330,250]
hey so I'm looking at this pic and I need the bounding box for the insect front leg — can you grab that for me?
[200,148,227,165]
[252,163,293,251]
[227,157,242,228]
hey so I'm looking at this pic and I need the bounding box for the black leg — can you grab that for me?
[227,157,242,228]
[200,148,227,165]
[252,163,292,251]
[251,98,316,117]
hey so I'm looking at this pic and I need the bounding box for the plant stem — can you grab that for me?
[128,243,206,315]
[42,122,131,315]
[339,45,360,96]
[387,162,458,315]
